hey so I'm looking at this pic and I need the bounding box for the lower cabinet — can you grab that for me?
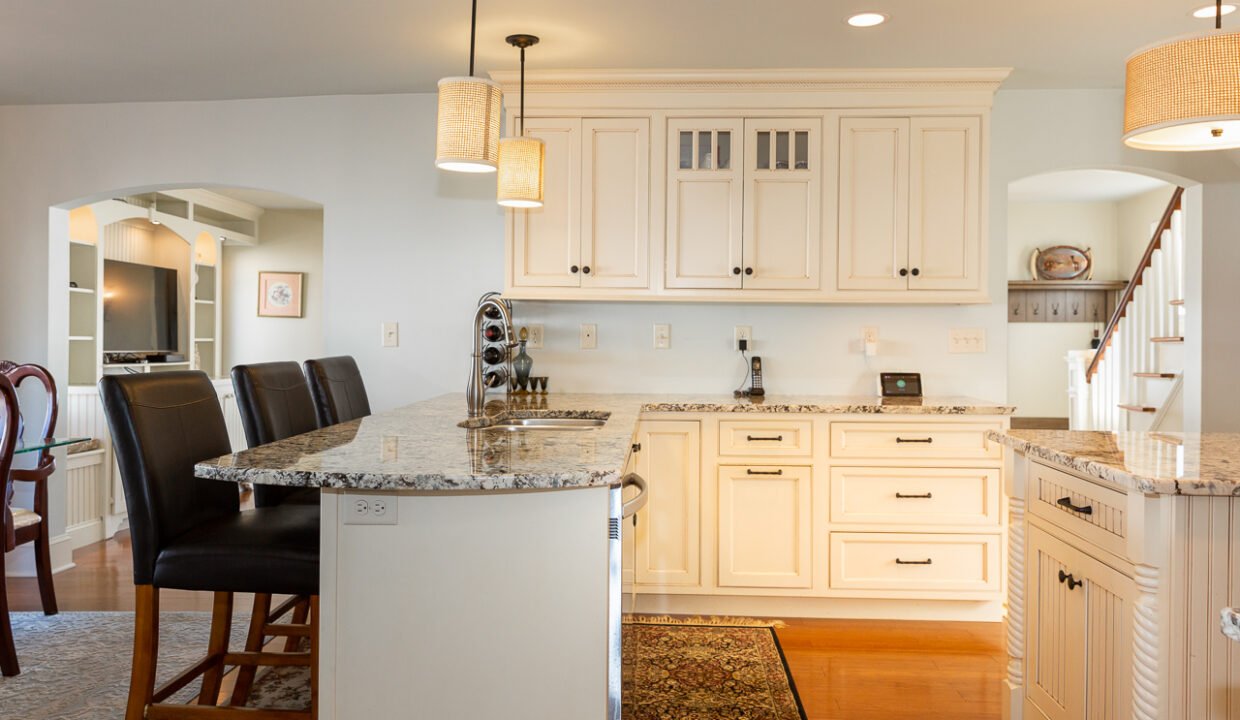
[717,464,813,589]
[633,420,701,587]
[1025,523,1134,720]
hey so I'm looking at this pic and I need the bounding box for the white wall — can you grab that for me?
[222,209,324,369]
[1007,201,1120,281]
[0,88,1235,541]
[1116,186,1178,277]
[1007,324,1094,418]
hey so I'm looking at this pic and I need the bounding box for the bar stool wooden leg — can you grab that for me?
[310,596,320,720]
[128,585,160,720]
[198,592,234,705]
[33,483,59,615]
[230,593,272,706]
[286,599,310,652]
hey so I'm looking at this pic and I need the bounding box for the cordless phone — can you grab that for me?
[748,356,765,396]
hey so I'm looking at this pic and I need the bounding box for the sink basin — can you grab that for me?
[486,417,605,431]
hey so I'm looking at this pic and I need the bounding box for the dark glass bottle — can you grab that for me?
[483,304,502,320]
[483,324,505,343]
[484,367,508,388]
[482,346,505,365]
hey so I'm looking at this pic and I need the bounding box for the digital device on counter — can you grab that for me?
[880,372,922,398]
[748,356,765,396]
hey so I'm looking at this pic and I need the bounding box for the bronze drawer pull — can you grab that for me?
[746,435,784,442]
[746,469,783,476]
[895,437,934,444]
[895,492,933,499]
[895,558,933,565]
[1058,569,1082,590]
[1056,497,1094,515]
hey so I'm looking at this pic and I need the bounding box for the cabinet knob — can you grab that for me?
[733,267,741,275]
[911,268,921,277]
[570,265,579,274]
[582,266,591,275]
[1058,569,1082,590]
[899,268,909,277]
[744,267,753,276]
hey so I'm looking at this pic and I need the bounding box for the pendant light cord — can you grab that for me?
[519,45,526,135]
[1218,0,1223,29]
[468,0,478,76]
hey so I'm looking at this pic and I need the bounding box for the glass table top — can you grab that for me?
[14,437,89,455]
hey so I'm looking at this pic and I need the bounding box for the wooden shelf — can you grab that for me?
[1151,336,1184,344]
[1008,280,1128,291]
[69,287,96,295]
[194,338,215,343]
[1134,372,1177,379]
[68,335,95,342]
[1118,404,1157,413]
[194,299,215,305]
[1170,299,1184,306]
[103,361,191,369]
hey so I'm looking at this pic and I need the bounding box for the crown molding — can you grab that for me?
[487,67,1013,94]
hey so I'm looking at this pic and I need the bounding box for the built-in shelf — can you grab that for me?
[1007,280,1128,291]
[103,361,192,369]
[68,335,95,342]
[69,286,96,295]
[194,299,215,305]
[68,239,96,248]
[194,338,215,343]
[1007,280,1127,324]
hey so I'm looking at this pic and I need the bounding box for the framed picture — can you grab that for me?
[257,271,305,318]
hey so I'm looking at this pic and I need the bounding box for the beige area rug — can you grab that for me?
[0,612,309,720]
[0,612,805,720]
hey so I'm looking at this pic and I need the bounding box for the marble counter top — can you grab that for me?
[195,392,1012,492]
[988,429,1240,496]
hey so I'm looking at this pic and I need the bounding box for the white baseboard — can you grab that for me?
[624,592,1006,622]
[67,518,105,550]
[3,533,76,577]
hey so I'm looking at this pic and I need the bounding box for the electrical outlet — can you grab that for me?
[734,326,752,351]
[653,323,671,349]
[580,323,597,350]
[381,322,399,348]
[863,327,879,345]
[949,328,987,354]
[526,324,545,349]
[343,493,399,525]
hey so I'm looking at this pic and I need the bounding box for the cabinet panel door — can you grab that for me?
[1026,525,1087,720]
[907,116,981,291]
[634,421,701,586]
[718,465,812,589]
[511,117,582,288]
[838,118,910,291]
[742,119,822,290]
[581,118,650,289]
[1078,547,1135,720]
[665,119,744,289]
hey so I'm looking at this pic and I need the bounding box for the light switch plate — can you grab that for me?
[580,323,597,350]
[526,324,544,349]
[381,322,399,348]
[654,323,671,349]
[949,328,987,353]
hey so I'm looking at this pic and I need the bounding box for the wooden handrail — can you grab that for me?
[1085,186,1185,383]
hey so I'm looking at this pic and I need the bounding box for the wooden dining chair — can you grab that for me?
[0,362,61,677]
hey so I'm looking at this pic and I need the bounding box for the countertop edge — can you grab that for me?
[988,430,1177,495]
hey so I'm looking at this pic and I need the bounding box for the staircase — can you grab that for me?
[1068,187,1185,432]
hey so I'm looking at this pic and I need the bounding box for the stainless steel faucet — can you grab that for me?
[467,295,517,418]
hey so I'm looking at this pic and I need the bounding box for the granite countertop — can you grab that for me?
[195,392,1012,492]
[988,429,1240,496]
[1223,608,1240,642]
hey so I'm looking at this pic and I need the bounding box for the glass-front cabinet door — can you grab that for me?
[742,119,822,290]
[665,119,744,289]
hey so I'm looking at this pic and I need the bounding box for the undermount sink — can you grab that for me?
[485,417,605,431]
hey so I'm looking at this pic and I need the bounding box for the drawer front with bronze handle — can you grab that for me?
[895,558,934,565]
[1055,496,1094,515]
[745,468,784,476]
[829,532,1000,593]
[830,467,999,527]
[830,422,1001,460]
[1031,460,1127,558]
[718,420,811,457]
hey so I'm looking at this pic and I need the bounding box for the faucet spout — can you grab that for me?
[467,296,516,418]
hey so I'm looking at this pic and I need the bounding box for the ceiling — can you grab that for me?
[1008,170,1173,203]
[0,0,1229,105]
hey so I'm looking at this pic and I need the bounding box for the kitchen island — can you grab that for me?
[196,392,1013,720]
[990,429,1240,720]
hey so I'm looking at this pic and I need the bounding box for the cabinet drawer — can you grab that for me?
[1029,460,1127,558]
[829,532,1000,593]
[830,467,1000,527]
[718,420,812,457]
[830,422,1001,460]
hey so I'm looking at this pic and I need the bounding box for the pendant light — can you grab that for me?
[436,0,503,172]
[497,34,544,208]
[1124,0,1240,151]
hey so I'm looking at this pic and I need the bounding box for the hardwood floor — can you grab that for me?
[8,535,1006,719]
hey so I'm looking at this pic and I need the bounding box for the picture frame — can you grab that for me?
[257,271,305,318]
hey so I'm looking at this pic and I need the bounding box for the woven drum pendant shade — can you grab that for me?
[1124,29,1240,151]
[436,77,503,172]
[497,136,545,208]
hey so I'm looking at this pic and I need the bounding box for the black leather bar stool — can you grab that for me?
[231,362,320,508]
[303,356,371,427]
[99,371,319,720]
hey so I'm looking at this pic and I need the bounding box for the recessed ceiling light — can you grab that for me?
[847,12,887,27]
[1192,3,1236,17]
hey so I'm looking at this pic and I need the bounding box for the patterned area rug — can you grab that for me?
[0,612,805,720]
[623,616,806,720]
[0,612,308,720]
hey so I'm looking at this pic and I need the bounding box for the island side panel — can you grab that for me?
[321,487,613,720]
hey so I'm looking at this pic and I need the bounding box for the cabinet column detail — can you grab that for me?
[1131,563,1160,720]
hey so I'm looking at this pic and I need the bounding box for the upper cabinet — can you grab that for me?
[837,116,982,296]
[510,116,651,290]
[494,69,1006,304]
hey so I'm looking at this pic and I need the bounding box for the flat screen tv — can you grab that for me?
[103,260,179,353]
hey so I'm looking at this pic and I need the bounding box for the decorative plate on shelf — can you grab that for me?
[1030,245,1093,281]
